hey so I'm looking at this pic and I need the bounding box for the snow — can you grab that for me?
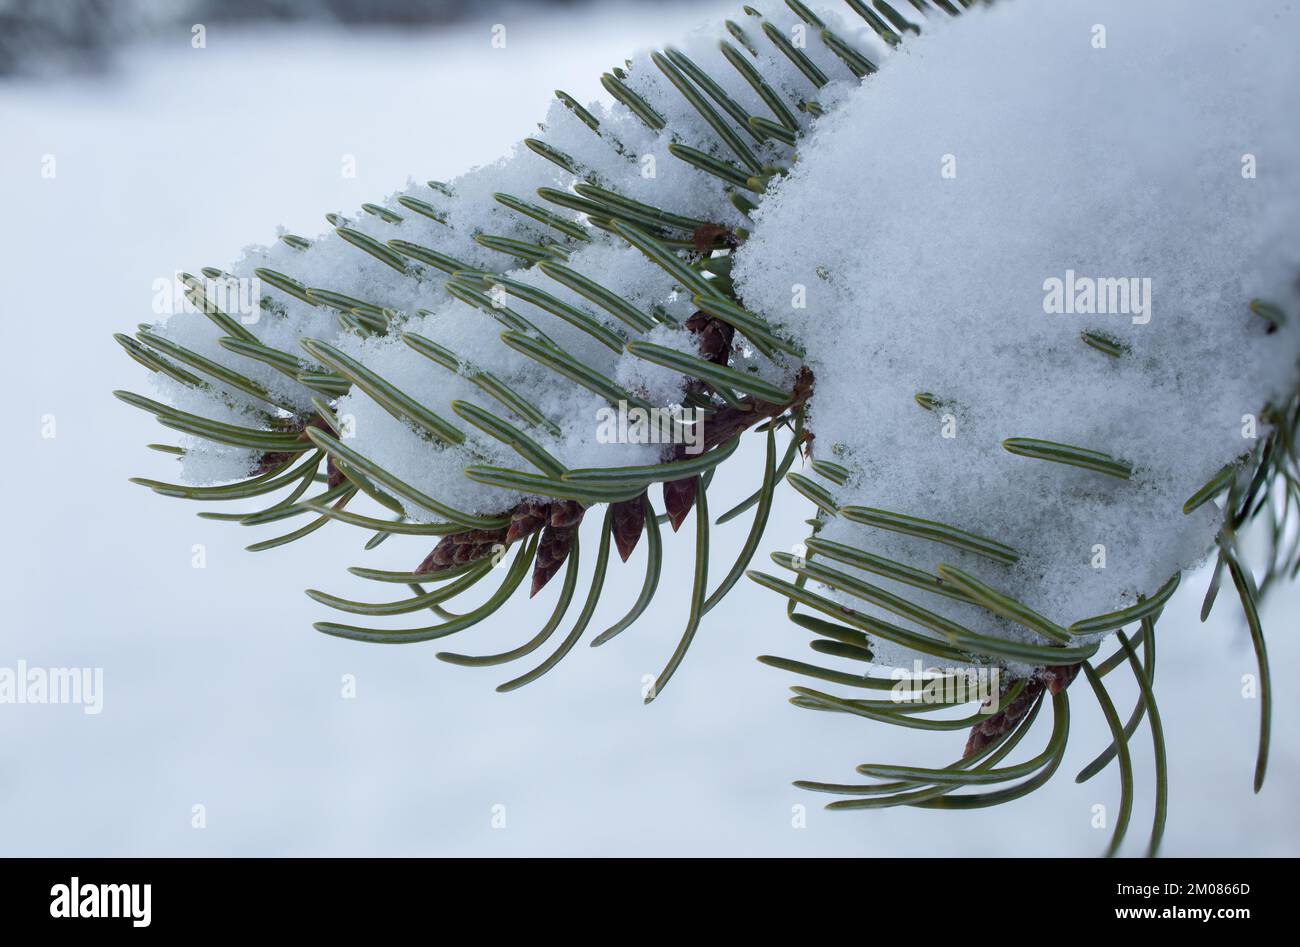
[733,0,1300,665]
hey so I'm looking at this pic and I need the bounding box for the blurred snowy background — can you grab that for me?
[1,0,1297,856]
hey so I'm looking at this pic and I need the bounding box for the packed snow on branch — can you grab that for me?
[733,0,1300,667]
[144,0,868,515]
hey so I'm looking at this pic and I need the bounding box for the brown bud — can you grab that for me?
[662,476,697,532]
[532,522,578,597]
[416,526,508,575]
[611,493,647,562]
[422,539,455,571]
[685,309,735,366]
[1042,663,1081,695]
[964,677,1045,757]
[325,456,345,489]
[692,223,737,253]
[505,501,550,544]
[549,499,585,529]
